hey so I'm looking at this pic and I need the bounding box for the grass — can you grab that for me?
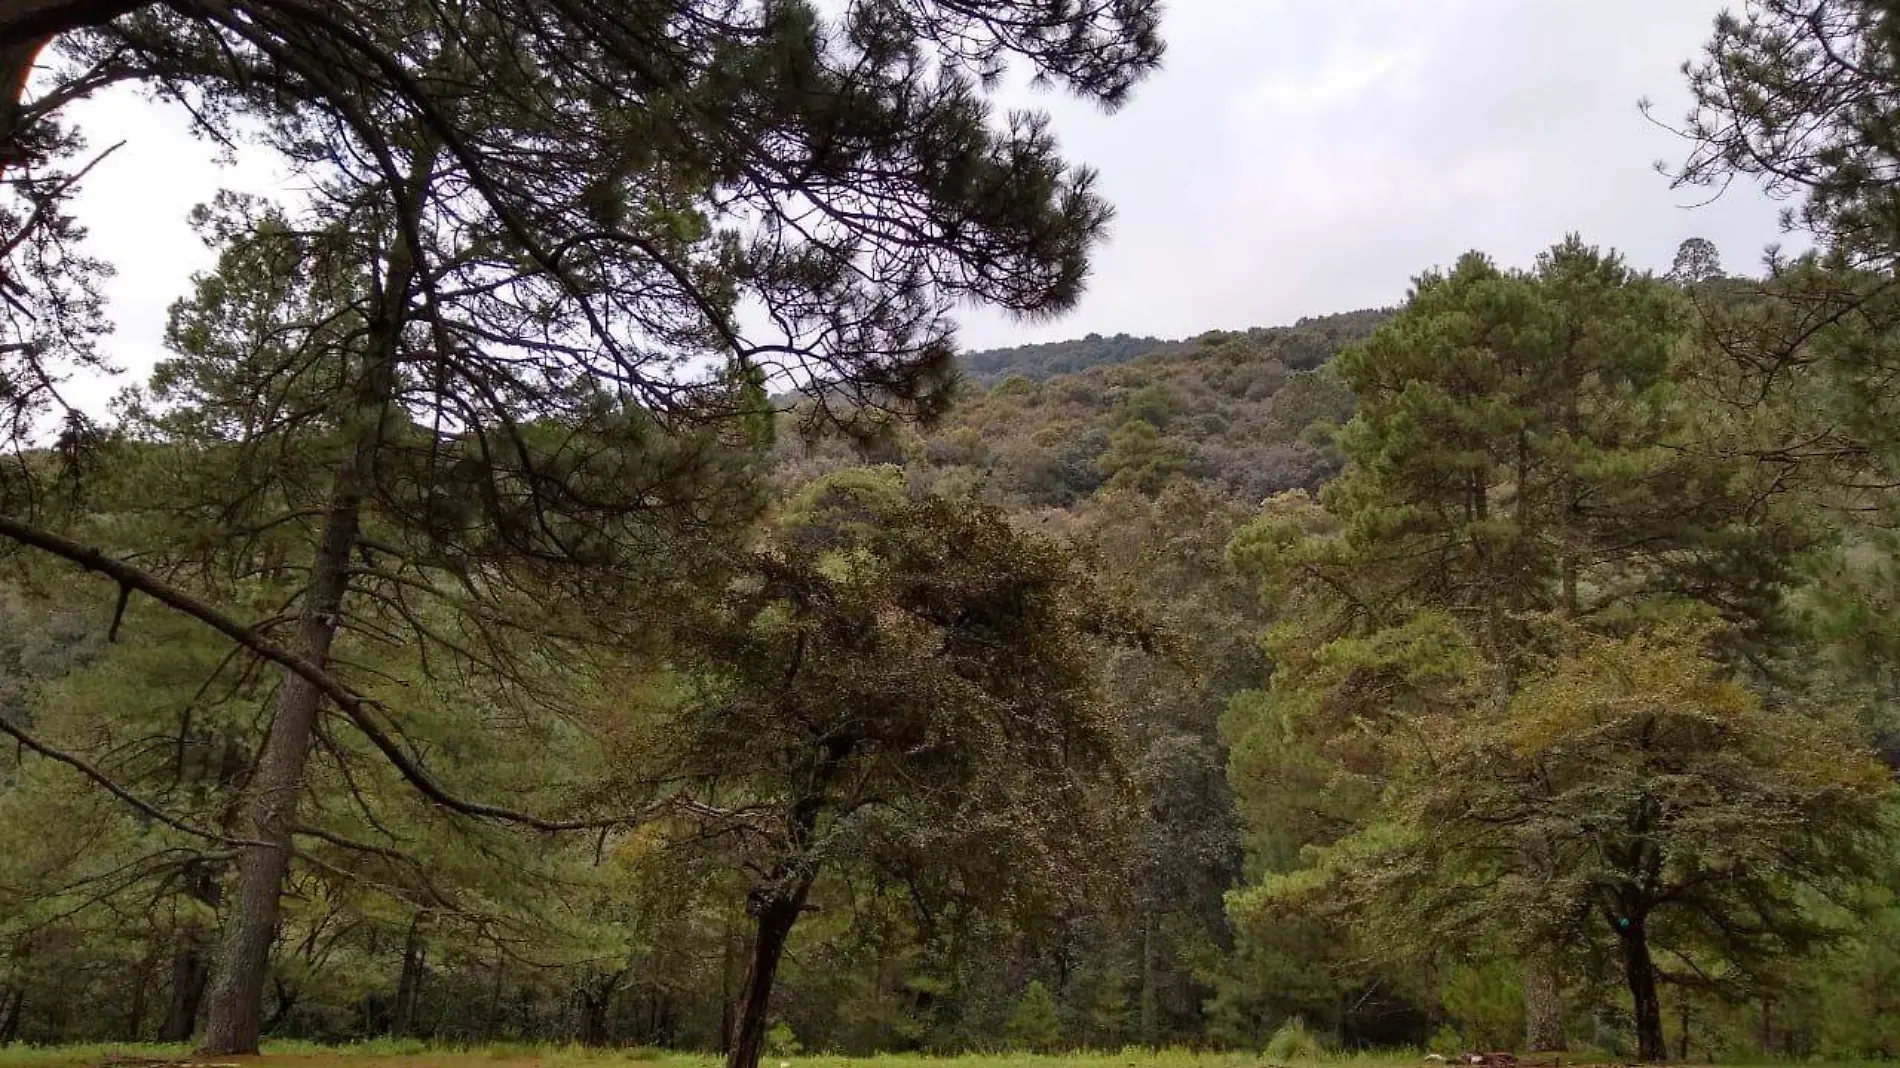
[0,1047,1378,1068]
[0,1045,1894,1068]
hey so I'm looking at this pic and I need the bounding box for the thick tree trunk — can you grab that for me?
[1619,921,1663,1063]
[195,144,426,1050]
[392,913,429,1038]
[161,933,212,1041]
[0,985,22,1044]
[1523,947,1563,1051]
[577,981,615,1047]
[161,861,219,1041]
[196,485,360,1053]
[0,0,148,50]
[0,34,48,178]
[725,884,812,1068]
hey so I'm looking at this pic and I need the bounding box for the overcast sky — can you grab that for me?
[60,0,1789,403]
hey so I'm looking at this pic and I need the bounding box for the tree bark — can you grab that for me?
[1523,950,1563,1052]
[160,860,220,1041]
[725,883,813,1068]
[0,32,48,176]
[392,912,429,1038]
[162,931,212,1041]
[1139,913,1158,1045]
[1619,920,1664,1063]
[718,912,737,1054]
[1677,993,1690,1062]
[265,979,297,1033]
[0,985,22,1044]
[128,943,153,1038]
[195,476,363,1053]
[196,192,421,1052]
[577,976,618,1047]
[0,0,148,51]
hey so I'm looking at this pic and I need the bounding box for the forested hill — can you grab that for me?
[957,308,1390,386]
[958,332,1183,383]
[796,308,1393,509]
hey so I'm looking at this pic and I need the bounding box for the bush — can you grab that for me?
[764,1021,803,1057]
[1265,1016,1326,1061]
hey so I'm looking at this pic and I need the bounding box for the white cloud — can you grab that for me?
[46,2,1792,385]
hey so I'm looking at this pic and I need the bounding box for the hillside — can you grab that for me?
[795,308,1393,509]
[956,309,1390,387]
[958,332,1186,383]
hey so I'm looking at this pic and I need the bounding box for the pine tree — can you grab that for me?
[1006,980,1064,1053]
[1,2,1167,1051]
[1225,238,1818,1056]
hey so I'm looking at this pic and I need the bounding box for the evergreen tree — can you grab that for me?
[1005,980,1063,1053]
[1,2,1167,1052]
[1224,238,1818,1056]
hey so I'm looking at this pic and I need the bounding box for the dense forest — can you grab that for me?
[5,1,1900,1066]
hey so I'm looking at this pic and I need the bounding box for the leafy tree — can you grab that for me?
[4,0,1162,445]
[1668,237,1724,284]
[1287,624,1891,1062]
[1224,238,1814,1053]
[613,469,1140,1068]
[1096,419,1188,493]
[3,2,1168,1052]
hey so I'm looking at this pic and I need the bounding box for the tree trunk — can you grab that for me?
[161,861,220,1041]
[0,1,147,51]
[719,912,737,1054]
[1676,994,1690,1062]
[0,985,22,1044]
[162,930,212,1041]
[195,482,362,1053]
[265,979,297,1034]
[577,980,615,1047]
[725,884,812,1068]
[392,913,429,1038]
[486,952,503,1043]
[1139,914,1158,1045]
[1523,950,1563,1052]
[1619,920,1663,1063]
[195,148,426,1051]
[128,940,159,1038]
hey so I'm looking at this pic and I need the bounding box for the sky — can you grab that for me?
[57,0,1791,401]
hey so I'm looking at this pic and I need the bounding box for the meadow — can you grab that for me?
[0,1045,1888,1068]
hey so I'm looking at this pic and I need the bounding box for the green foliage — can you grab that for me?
[1005,982,1064,1053]
[1223,236,1883,1059]
[1437,964,1524,1052]
[1097,419,1188,493]
[764,1023,803,1057]
[962,334,1183,384]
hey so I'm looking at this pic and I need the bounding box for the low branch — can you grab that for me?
[0,513,707,833]
[0,710,259,847]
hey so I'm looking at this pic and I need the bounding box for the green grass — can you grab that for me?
[0,1048,1370,1068]
[0,1046,1893,1068]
